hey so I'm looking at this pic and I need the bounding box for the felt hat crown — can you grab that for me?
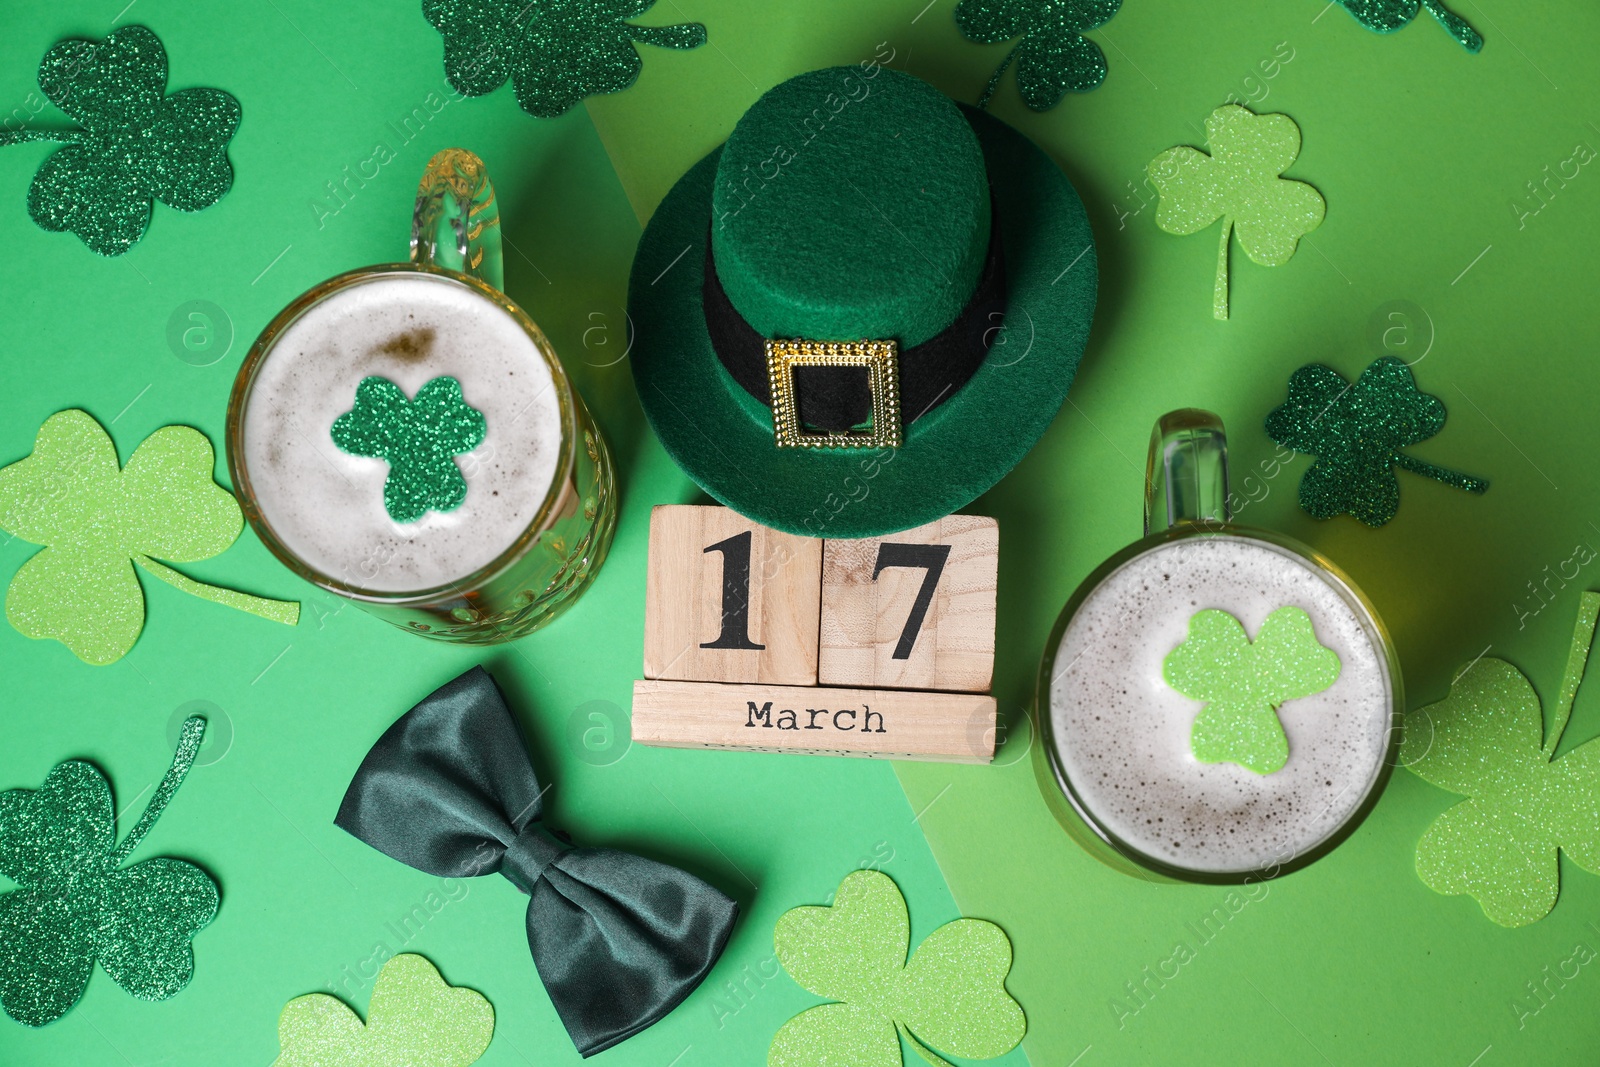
[629,66,1097,537]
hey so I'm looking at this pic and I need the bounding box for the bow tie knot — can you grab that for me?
[501,823,567,895]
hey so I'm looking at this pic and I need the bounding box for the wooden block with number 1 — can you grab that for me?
[643,505,822,685]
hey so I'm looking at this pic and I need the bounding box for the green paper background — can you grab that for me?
[2,1,1600,1066]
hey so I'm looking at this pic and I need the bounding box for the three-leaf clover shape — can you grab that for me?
[0,410,298,665]
[1147,104,1325,320]
[1333,0,1483,52]
[1266,355,1489,527]
[0,25,240,256]
[0,716,217,1026]
[424,0,707,119]
[1164,606,1341,775]
[330,376,487,524]
[770,869,1024,1067]
[955,0,1123,112]
[273,953,494,1066]
[1403,591,1600,927]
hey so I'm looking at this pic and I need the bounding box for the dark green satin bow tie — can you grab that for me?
[335,667,739,1057]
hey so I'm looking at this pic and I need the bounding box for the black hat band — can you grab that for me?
[702,206,1007,440]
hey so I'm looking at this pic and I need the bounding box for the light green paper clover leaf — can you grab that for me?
[1402,591,1600,927]
[0,716,217,1026]
[770,869,1025,1067]
[0,409,298,665]
[1164,606,1342,775]
[1147,104,1325,320]
[273,953,494,1066]
[0,25,240,256]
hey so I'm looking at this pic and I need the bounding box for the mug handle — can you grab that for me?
[1144,408,1230,535]
[411,147,505,292]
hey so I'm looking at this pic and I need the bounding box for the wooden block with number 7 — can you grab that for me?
[643,505,822,685]
[819,515,998,693]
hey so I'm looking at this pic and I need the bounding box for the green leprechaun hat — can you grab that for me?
[628,66,1097,538]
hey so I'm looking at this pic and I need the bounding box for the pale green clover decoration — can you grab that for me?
[1402,591,1600,927]
[1164,607,1341,775]
[273,954,494,1066]
[770,870,1025,1067]
[954,0,1123,111]
[331,376,487,524]
[0,25,240,256]
[0,410,299,665]
[0,717,217,1026]
[424,0,707,119]
[1147,104,1325,320]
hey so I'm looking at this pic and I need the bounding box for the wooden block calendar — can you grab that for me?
[631,505,999,764]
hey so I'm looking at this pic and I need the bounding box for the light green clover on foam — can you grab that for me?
[1164,606,1341,775]
[1402,591,1600,927]
[770,870,1024,1067]
[0,410,298,665]
[273,954,493,1067]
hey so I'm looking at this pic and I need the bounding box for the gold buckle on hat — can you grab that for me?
[765,340,902,449]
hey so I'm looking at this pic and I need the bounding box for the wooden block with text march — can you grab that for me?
[643,505,822,685]
[632,680,997,763]
[819,515,998,692]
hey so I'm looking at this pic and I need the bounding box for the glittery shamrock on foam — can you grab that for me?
[1163,607,1341,775]
[423,0,707,119]
[272,954,494,1067]
[769,869,1024,1067]
[1403,591,1600,927]
[0,410,299,666]
[0,716,217,1027]
[331,376,487,524]
[1331,0,1483,53]
[955,0,1122,111]
[1265,356,1489,527]
[1147,104,1325,320]
[0,25,240,256]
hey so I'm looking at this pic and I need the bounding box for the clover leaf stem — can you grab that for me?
[1214,219,1232,320]
[977,46,1018,111]
[898,1022,957,1067]
[1544,591,1600,759]
[1390,452,1490,494]
[110,715,206,863]
[134,555,300,626]
[0,128,79,146]
[1421,0,1484,52]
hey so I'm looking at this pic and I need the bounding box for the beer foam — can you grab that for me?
[240,273,563,593]
[1049,535,1392,874]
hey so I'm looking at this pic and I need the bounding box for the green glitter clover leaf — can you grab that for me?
[0,25,240,256]
[1402,591,1600,927]
[1147,104,1325,320]
[1163,606,1341,775]
[423,0,707,119]
[955,0,1122,111]
[0,410,299,666]
[1331,0,1483,53]
[273,954,494,1067]
[0,716,218,1027]
[1265,355,1489,527]
[330,376,487,524]
[770,869,1025,1067]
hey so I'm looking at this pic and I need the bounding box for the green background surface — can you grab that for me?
[1,0,1599,1065]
